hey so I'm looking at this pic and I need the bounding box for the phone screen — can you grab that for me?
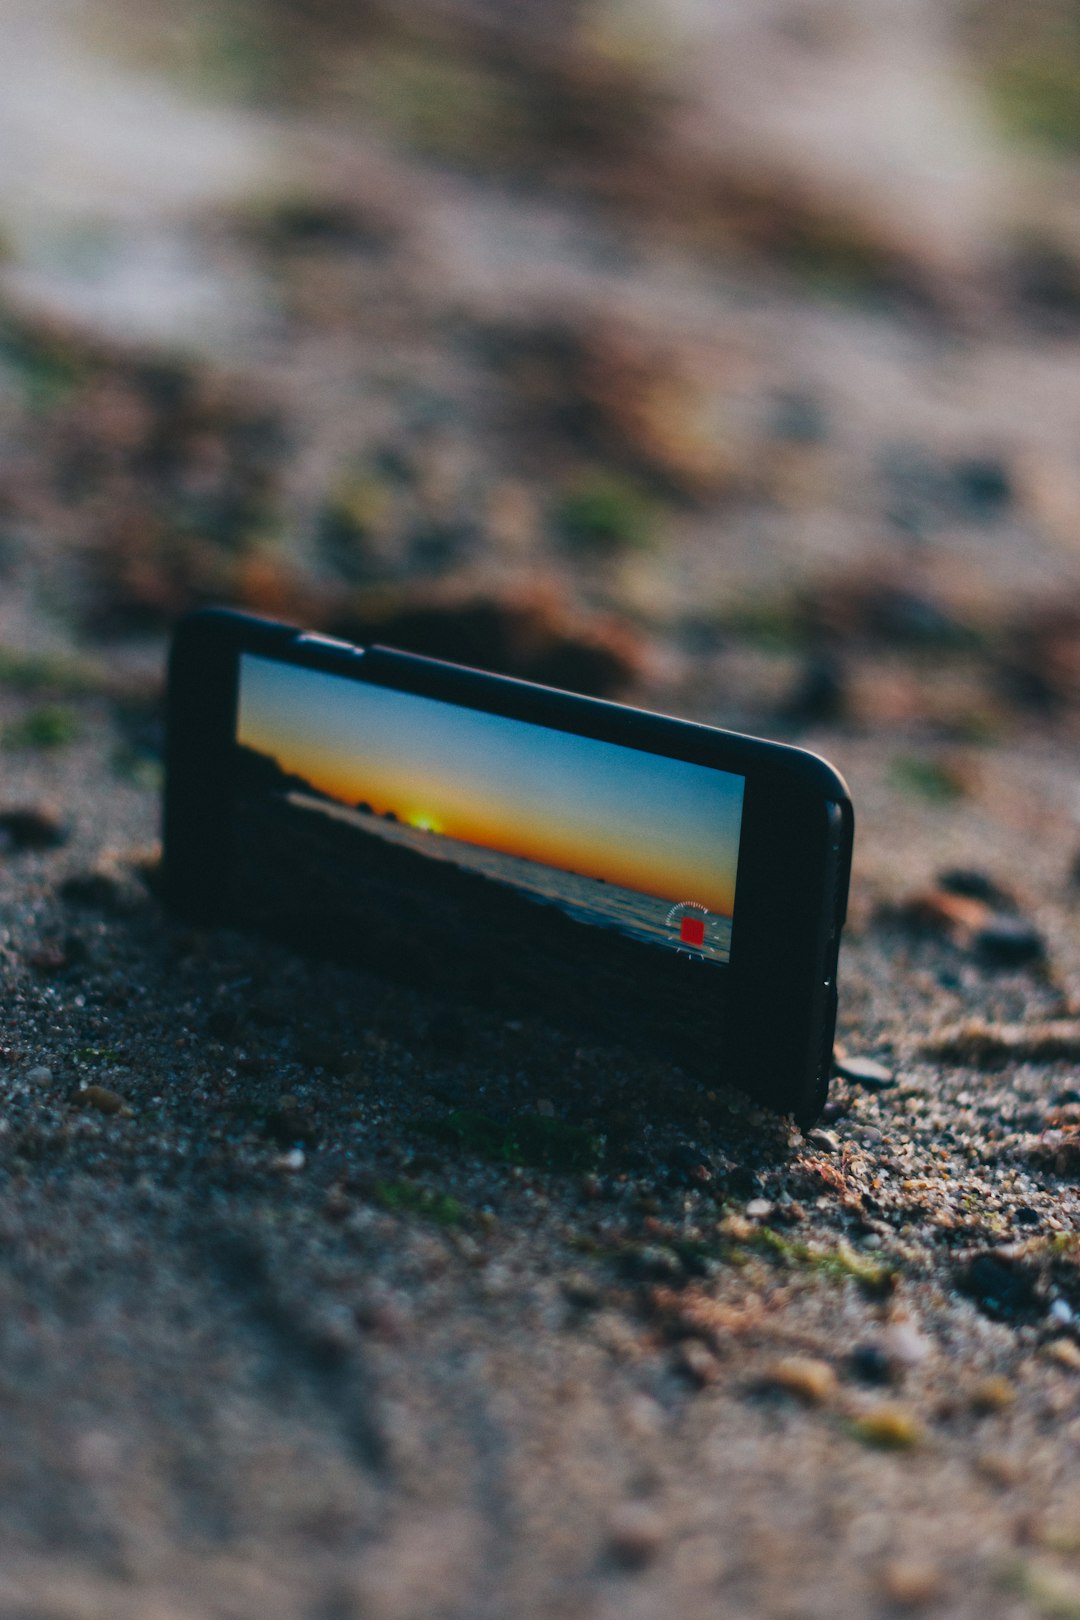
[229,652,745,1052]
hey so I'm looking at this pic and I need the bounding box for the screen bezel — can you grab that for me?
[164,608,852,1120]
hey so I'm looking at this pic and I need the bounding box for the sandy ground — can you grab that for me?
[0,693,1078,1620]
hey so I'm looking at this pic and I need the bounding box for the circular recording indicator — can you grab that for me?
[665,900,709,949]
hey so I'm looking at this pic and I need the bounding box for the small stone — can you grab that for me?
[806,1128,840,1154]
[1049,1299,1074,1327]
[760,1355,837,1404]
[976,1450,1023,1486]
[975,917,1046,967]
[880,1556,944,1607]
[938,867,1015,907]
[745,1198,773,1218]
[970,1375,1016,1413]
[0,806,69,851]
[561,1271,602,1309]
[606,1503,665,1569]
[849,1343,894,1386]
[926,1018,1080,1065]
[25,1065,52,1087]
[833,1054,896,1090]
[954,455,1013,517]
[851,1405,923,1449]
[26,944,68,974]
[621,1245,684,1283]
[263,1104,318,1149]
[881,1317,931,1369]
[900,888,991,938]
[536,1099,555,1118]
[674,1338,722,1387]
[1044,1338,1080,1372]
[80,1085,124,1115]
[323,1187,351,1221]
[276,1148,305,1171]
[957,1252,1041,1322]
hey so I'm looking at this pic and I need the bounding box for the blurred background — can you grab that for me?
[3,0,1080,745]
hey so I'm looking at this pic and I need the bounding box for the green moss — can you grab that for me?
[722,594,807,652]
[352,44,533,167]
[4,706,81,750]
[989,49,1080,152]
[370,1180,470,1227]
[75,1046,126,1063]
[889,755,967,803]
[780,213,899,297]
[110,744,164,791]
[419,1108,602,1173]
[848,1407,923,1450]
[0,647,99,695]
[317,470,397,583]
[1000,1558,1080,1618]
[0,316,85,410]
[555,472,656,553]
[747,1226,898,1298]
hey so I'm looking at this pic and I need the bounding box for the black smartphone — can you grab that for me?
[163,608,852,1123]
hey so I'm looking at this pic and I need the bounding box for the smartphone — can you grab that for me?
[163,608,852,1123]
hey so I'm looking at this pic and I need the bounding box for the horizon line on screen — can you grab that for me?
[236,653,744,917]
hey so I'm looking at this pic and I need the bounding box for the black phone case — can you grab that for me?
[164,608,853,1122]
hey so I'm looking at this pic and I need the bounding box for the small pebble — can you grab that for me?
[561,1271,602,1309]
[970,1375,1016,1413]
[760,1356,837,1405]
[901,888,990,937]
[806,1128,840,1154]
[849,1344,894,1386]
[851,1405,923,1449]
[80,1085,124,1115]
[674,1338,722,1388]
[1044,1339,1080,1372]
[976,1450,1023,1486]
[882,1318,931,1369]
[938,867,1014,907]
[745,1198,772,1219]
[25,1065,53,1087]
[974,917,1045,967]
[0,806,69,851]
[833,1054,896,1090]
[606,1503,665,1568]
[1048,1299,1074,1326]
[536,1099,555,1118]
[322,1187,351,1222]
[957,1253,1040,1321]
[880,1557,944,1608]
[954,455,1012,516]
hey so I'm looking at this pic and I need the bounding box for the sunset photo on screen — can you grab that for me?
[235,654,745,963]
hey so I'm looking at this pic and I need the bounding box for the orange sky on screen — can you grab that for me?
[238,657,743,917]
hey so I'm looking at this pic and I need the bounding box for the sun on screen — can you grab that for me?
[406,810,444,833]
